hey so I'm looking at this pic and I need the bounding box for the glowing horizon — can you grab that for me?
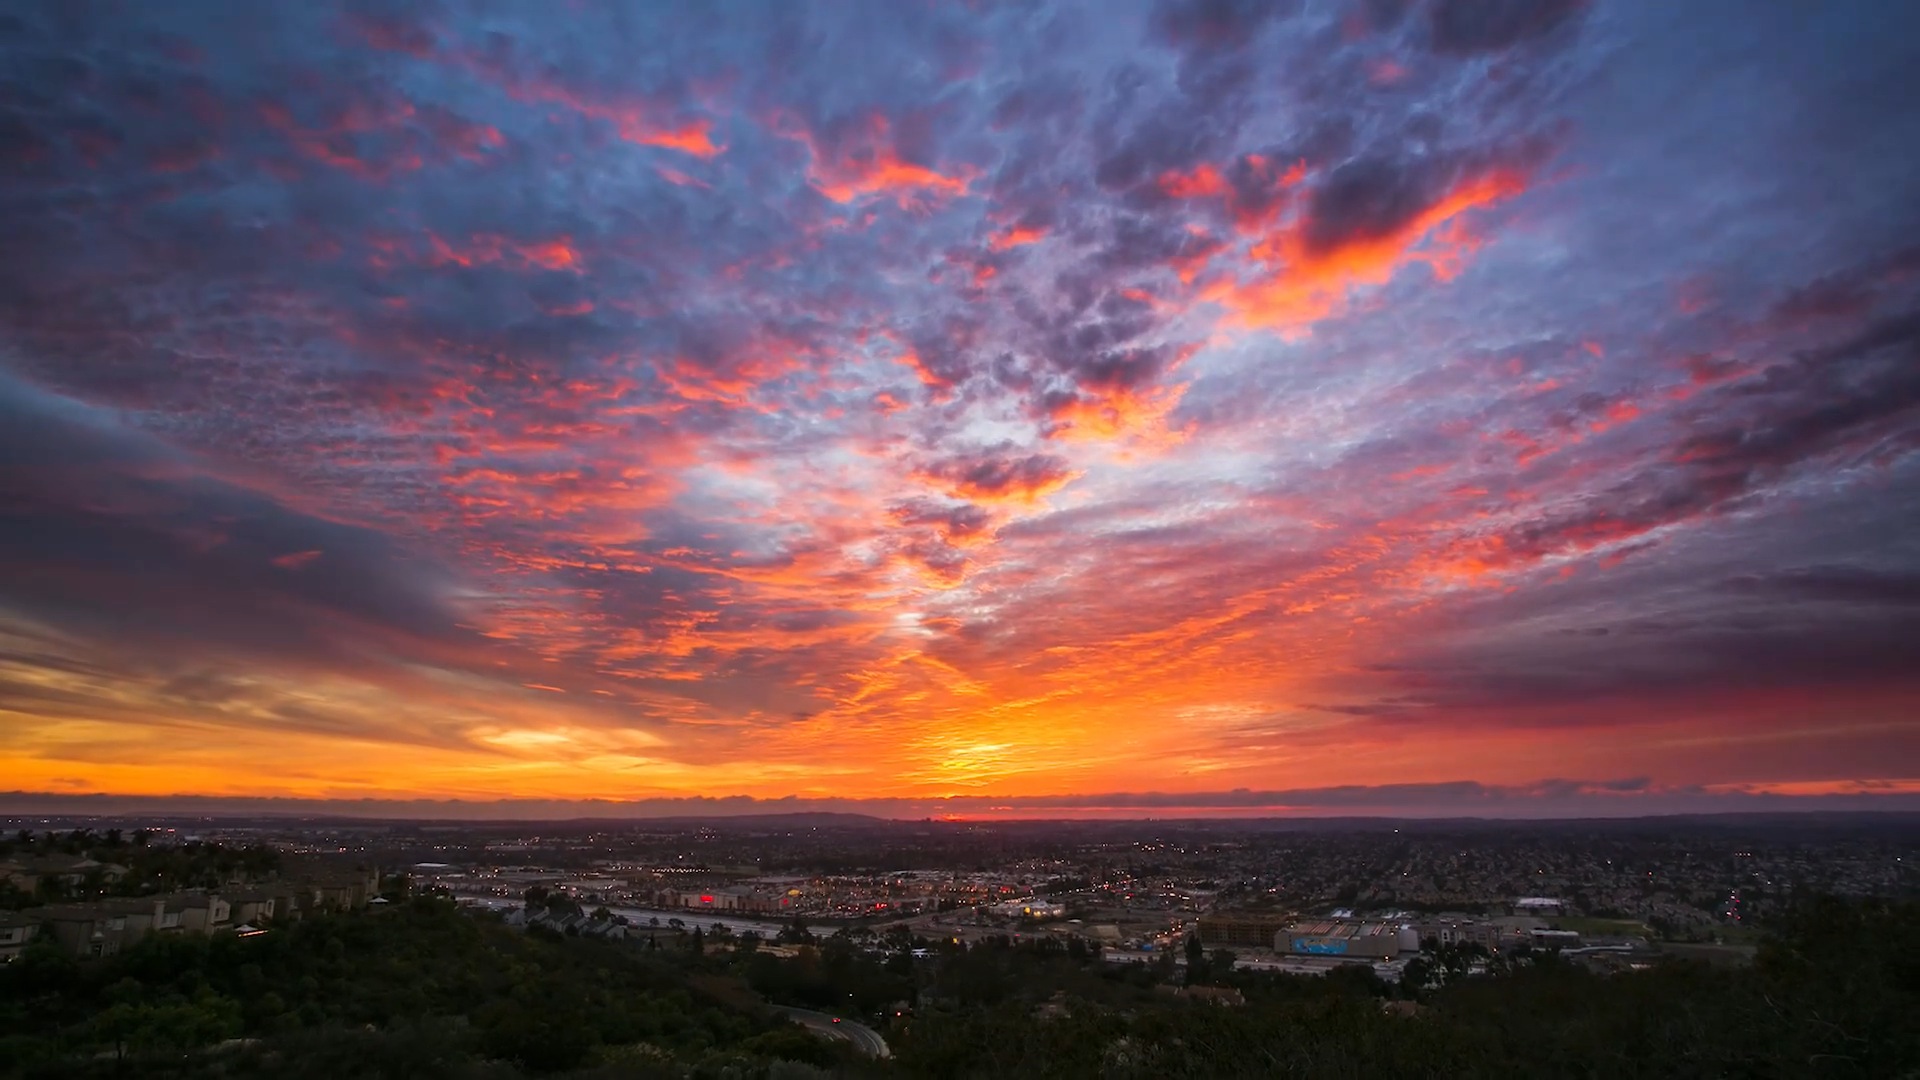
[1,1,1917,816]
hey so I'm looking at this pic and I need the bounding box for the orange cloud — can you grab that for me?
[1158,156,1307,237]
[655,348,804,409]
[894,347,954,391]
[1590,398,1639,433]
[1044,382,1190,448]
[1206,165,1528,333]
[1169,229,1226,284]
[988,224,1048,251]
[388,231,585,274]
[635,119,722,157]
[791,114,973,208]
[1708,778,1920,797]
[474,62,725,158]
[522,237,579,271]
[351,26,725,159]
[916,451,1080,506]
[1159,162,1228,199]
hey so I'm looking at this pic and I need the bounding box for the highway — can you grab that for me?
[774,1005,891,1059]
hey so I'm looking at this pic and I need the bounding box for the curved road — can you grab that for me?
[775,1005,891,1059]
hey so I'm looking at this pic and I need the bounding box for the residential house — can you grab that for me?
[292,865,379,911]
[1,854,129,893]
[0,858,33,893]
[171,893,232,933]
[224,889,280,926]
[99,898,172,944]
[0,911,40,961]
[21,892,252,957]
[31,905,130,958]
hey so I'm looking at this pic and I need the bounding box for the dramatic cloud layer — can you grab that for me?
[1,0,1916,810]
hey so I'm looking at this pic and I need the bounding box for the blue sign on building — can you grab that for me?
[1291,937,1350,955]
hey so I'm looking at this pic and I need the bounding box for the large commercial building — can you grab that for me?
[989,898,1064,919]
[1412,914,1546,951]
[1198,911,1294,947]
[663,887,784,913]
[1279,920,1417,959]
[1414,915,1505,950]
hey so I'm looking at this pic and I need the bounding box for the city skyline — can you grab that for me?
[2,0,1918,812]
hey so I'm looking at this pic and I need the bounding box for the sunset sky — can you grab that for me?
[2,0,1918,818]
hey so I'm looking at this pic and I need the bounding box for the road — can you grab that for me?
[607,906,792,937]
[774,1005,891,1059]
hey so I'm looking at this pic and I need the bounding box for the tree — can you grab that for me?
[1402,955,1438,997]
[473,998,595,1073]
[743,1025,844,1068]
[87,994,242,1062]
[691,927,705,955]
[1204,948,1237,984]
[1151,951,1177,984]
[7,940,80,998]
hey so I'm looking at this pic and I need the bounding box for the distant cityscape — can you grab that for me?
[7,812,1912,980]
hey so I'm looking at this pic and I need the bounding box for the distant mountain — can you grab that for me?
[4,789,1917,827]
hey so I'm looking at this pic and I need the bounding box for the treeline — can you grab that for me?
[0,898,851,1078]
[3,895,1916,1078]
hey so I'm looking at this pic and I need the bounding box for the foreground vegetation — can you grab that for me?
[2,896,1915,1078]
